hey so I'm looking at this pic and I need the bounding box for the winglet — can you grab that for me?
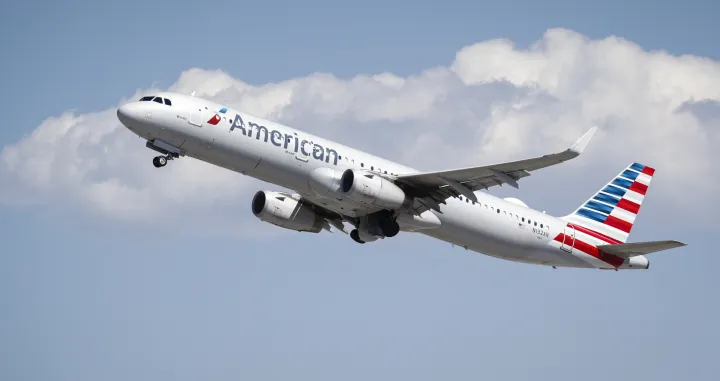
[569,126,598,154]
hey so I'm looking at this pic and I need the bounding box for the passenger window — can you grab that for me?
[152,97,163,104]
[540,224,544,228]
[534,222,537,226]
[497,209,500,213]
[164,98,172,106]
[140,96,154,101]
[361,163,364,167]
[522,217,525,222]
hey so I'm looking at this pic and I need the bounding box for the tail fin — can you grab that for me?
[561,162,655,244]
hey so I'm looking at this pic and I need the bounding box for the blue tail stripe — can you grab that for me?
[603,185,627,197]
[620,169,640,181]
[630,163,645,172]
[611,177,633,189]
[585,200,614,215]
[576,208,608,223]
[594,192,620,206]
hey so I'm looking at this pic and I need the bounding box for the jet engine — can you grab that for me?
[251,190,325,233]
[339,169,408,209]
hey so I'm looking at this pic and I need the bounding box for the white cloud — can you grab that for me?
[2,28,719,230]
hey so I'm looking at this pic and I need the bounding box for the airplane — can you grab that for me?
[116,91,686,270]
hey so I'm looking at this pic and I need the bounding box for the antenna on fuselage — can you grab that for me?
[190,90,196,96]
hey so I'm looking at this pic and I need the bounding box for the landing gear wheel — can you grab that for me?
[380,220,400,237]
[152,156,168,168]
[350,229,365,244]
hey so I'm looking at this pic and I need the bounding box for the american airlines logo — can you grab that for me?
[227,113,342,166]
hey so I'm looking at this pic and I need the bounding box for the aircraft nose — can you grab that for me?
[117,102,141,126]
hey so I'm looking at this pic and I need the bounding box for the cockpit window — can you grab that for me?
[139,95,171,106]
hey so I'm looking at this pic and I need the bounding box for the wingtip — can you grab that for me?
[570,126,598,154]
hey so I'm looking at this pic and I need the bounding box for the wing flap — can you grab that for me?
[597,240,687,258]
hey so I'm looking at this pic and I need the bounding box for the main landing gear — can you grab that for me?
[379,219,400,237]
[349,212,401,244]
[350,229,364,244]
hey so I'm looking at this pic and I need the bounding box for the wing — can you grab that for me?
[395,127,598,212]
[597,240,687,258]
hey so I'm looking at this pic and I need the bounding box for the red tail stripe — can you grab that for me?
[553,233,625,268]
[604,215,633,233]
[641,166,655,176]
[629,181,648,195]
[574,239,625,268]
[616,198,640,214]
[599,250,626,268]
[570,224,623,245]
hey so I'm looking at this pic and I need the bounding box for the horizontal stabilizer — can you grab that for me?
[597,240,687,258]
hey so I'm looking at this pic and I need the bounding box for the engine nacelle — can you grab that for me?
[339,169,407,209]
[251,190,324,233]
[308,167,343,196]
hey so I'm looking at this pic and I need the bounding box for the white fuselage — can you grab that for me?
[117,92,646,270]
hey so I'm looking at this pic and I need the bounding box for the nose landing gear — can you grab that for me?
[152,155,172,168]
[146,140,181,168]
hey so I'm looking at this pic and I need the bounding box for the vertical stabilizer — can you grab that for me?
[561,163,655,244]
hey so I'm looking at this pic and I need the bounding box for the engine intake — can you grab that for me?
[251,190,325,233]
[339,169,407,209]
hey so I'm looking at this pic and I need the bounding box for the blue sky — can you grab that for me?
[2,1,719,380]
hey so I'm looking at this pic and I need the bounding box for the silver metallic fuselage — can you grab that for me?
[117,92,648,270]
